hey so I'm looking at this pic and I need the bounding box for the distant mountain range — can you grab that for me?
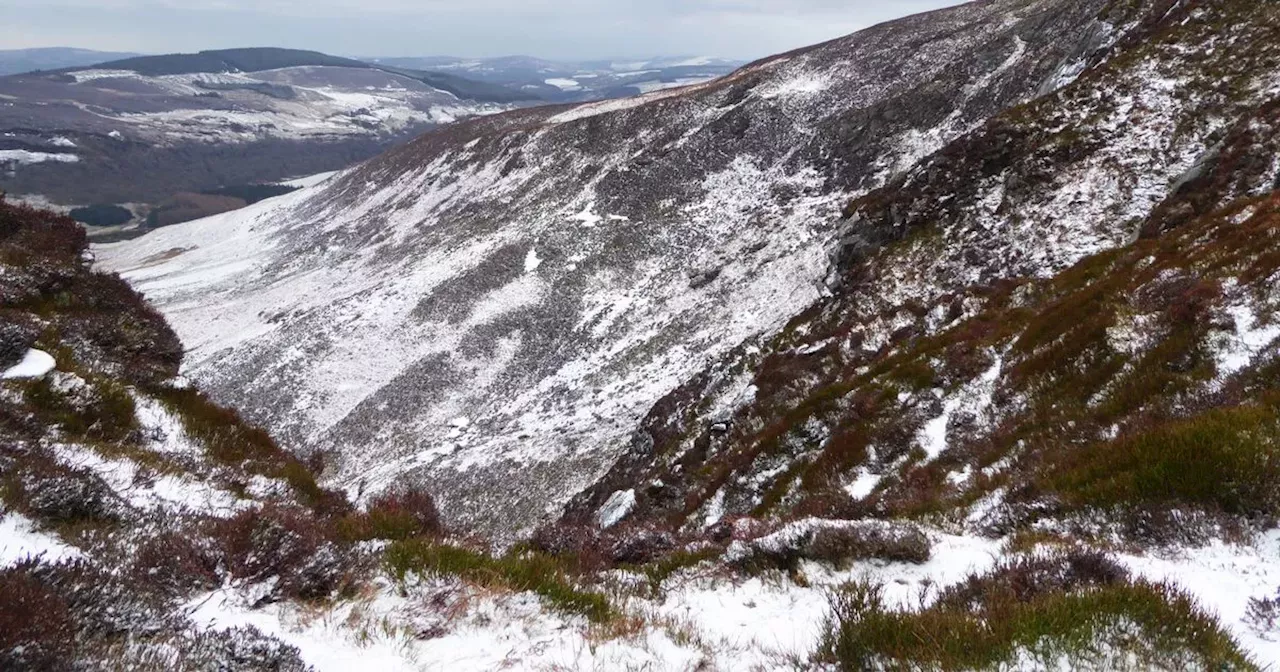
[57,48,535,104]
[0,48,542,225]
[0,47,742,223]
[365,54,744,102]
[0,47,144,76]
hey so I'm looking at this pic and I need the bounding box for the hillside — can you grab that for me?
[77,0,1280,668]
[66,48,534,103]
[0,48,529,216]
[99,0,1134,540]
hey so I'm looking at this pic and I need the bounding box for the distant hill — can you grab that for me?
[81,47,367,77]
[364,54,746,103]
[0,47,143,76]
[69,47,536,104]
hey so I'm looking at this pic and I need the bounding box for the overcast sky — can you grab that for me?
[1,1,965,61]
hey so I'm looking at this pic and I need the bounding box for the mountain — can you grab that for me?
[0,47,534,219]
[0,47,143,76]
[366,54,746,102]
[97,0,1160,541]
[10,0,1280,668]
[67,48,534,103]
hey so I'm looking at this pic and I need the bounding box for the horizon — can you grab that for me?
[0,45,747,65]
[0,1,964,63]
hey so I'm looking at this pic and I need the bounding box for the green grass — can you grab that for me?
[148,385,344,513]
[21,375,139,444]
[821,556,1256,671]
[629,547,722,597]
[384,539,616,623]
[1042,398,1280,516]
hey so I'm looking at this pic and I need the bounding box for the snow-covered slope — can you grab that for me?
[99,0,1140,540]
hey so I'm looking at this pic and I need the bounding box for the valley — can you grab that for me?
[3,0,1280,669]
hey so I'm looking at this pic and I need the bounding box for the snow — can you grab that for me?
[280,171,339,189]
[845,470,882,499]
[0,512,82,567]
[2,348,57,379]
[0,150,80,165]
[915,355,1002,461]
[596,489,637,529]
[631,77,716,94]
[52,442,243,515]
[568,204,603,227]
[1214,303,1280,378]
[544,78,581,91]
[1119,531,1280,664]
[918,409,951,460]
[523,248,542,273]
[187,578,705,672]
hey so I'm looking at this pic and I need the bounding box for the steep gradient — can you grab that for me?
[101,0,1177,540]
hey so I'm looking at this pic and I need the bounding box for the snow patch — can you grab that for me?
[2,348,57,380]
[0,150,79,165]
[0,513,82,567]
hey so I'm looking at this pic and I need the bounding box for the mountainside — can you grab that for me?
[100,0,1156,541]
[18,0,1280,668]
[566,0,1280,531]
[0,48,529,209]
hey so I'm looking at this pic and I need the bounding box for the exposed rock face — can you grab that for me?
[99,0,1178,541]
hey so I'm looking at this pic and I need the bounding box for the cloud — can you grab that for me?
[0,0,963,60]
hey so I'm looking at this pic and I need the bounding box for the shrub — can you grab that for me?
[384,539,616,623]
[1245,587,1280,636]
[737,521,932,573]
[129,529,221,597]
[3,454,125,527]
[151,385,348,514]
[24,376,140,444]
[608,523,677,565]
[210,505,353,603]
[820,552,1254,671]
[802,522,931,568]
[0,560,75,671]
[1041,400,1280,518]
[337,484,443,542]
